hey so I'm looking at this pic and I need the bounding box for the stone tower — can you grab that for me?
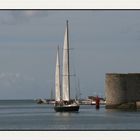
[105,73,140,109]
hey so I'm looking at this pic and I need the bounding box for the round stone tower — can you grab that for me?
[105,73,127,108]
[105,73,140,109]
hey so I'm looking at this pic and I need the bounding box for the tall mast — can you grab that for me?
[50,87,53,100]
[67,20,70,100]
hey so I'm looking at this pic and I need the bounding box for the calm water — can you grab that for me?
[0,100,140,130]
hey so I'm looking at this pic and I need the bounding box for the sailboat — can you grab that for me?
[54,20,80,112]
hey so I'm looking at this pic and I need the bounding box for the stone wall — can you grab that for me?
[105,73,140,109]
[127,74,140,102]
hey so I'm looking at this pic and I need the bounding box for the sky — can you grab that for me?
[0,10,140,99]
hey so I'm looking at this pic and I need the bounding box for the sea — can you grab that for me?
[0,100,140,130]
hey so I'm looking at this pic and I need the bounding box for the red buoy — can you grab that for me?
[95,96,100,109]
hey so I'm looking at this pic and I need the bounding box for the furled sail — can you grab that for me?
[62,20,70,101]
[55,46,61,101]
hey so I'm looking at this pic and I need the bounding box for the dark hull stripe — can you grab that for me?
[54,106,79,112]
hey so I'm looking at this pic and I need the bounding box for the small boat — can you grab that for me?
[54,20,80,112]
[35,98,47,104]
[36,98,44,104]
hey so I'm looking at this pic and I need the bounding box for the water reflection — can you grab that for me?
[55,112,79,117]
[106,108,138,113]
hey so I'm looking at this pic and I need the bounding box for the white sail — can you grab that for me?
[55,46,61,101]
[62,20,70,101]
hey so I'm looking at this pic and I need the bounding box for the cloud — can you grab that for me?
[0,72,35,87]
[0,10,48,25]
[0,72,42,99]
